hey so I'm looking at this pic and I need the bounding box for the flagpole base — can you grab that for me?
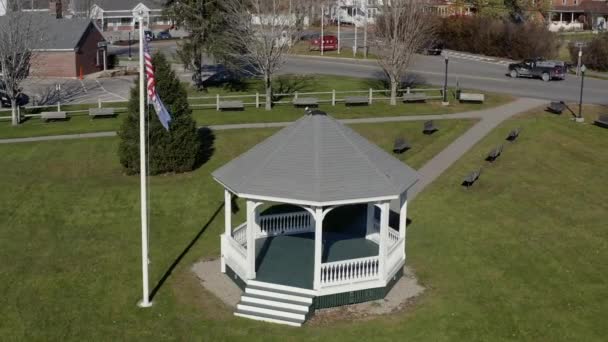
[137,300,153,308]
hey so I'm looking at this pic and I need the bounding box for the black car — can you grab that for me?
[508,59,566,82]
[421,41,444,55]
[144,30,154,41]
[156,31,172,40]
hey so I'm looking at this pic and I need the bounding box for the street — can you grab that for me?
[15,38,608,107]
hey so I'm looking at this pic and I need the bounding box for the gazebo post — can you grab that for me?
[378,201,390,281]
[246,200,258,279]
[365,203,375,239]
[313,207,324,290]
[224,190,232,237]
[399,192,408,259]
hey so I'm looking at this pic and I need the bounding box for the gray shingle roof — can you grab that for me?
[0,13,97,50]
[213,112,419,204]
[94,0,164,11]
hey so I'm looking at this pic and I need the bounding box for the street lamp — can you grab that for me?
[128,31,132,60]
[577,64,586,122]
[442,54,449,106]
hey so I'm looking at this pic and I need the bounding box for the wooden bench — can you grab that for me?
[293,97,318,107]
[344,96,369,106]
[593,114,608,128]
[89,108,116,118]
[486,145,503,162]
[218,101,244,111]
[547,101,565,114]
[506,127,521,141]
[393,138,411,154]
[459,93,485,103]
[462,169,482,188]
[402,93,428,103]
[40,111,67,122]
[423,120,438,135]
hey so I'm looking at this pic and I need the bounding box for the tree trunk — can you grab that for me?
[390,78,398,106]
[265,75,272,111]
[11,99,19,126]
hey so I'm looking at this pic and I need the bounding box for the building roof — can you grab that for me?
[212,111,419,205]
[0,13,99,50]
[93,0,164,11]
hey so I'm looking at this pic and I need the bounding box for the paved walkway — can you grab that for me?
[0,98,546,200]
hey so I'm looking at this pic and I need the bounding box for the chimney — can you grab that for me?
[55,0,62,19]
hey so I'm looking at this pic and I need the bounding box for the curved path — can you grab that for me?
[0,97,547,199]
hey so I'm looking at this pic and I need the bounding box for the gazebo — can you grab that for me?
[212,110,418,326]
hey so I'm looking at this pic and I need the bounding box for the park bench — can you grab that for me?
[594,114,608,128]
[506,127,521,141]
[344,96,369,106]
[89,107,116,118]
[392,137,411,154]
[459,93,485,103]
[40,111,67,122]
[547,101,565,114]
[402,93,428,103]
[293,97,318,107]
[423,120,438,135]
[218,101,244,111]
[462,169,482,188]
[486,145,503,162]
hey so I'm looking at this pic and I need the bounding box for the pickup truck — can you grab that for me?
[508,59,567,82]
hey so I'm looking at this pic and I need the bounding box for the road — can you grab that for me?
[13,38,607,107]
[284,54,608,105]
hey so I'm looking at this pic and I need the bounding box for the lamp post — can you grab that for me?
[442,55,449,106]
[128,31,132,60]
[577,64,586,123]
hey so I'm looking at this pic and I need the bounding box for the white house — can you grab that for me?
[87,0,170,32]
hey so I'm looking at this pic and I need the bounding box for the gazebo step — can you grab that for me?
[241,295,310,313]
[234,311,303,327]
[247,280,316,297]
[242,292,314,308]
[237,304,307,321]
[245,287,313,304]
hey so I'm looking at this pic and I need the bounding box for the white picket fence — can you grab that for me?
[0,86,443,120]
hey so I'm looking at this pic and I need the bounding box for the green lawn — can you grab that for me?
[0,119,474,341]
[0,75,513,139]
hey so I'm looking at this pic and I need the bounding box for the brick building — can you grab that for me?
[0,13,108,78]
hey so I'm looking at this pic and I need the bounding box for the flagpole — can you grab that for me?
[137,13,152,308]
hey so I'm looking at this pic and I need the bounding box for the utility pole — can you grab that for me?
[321,5,324,56]
[353,4,358,57]
[337,4,341,54]
[363,5,368,59]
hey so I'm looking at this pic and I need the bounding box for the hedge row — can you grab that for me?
[437,16,560,60]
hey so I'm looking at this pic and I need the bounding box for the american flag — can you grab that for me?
[143,39,172,130]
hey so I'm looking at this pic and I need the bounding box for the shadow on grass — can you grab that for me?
[150,202,224,301]
[193,127,216,170]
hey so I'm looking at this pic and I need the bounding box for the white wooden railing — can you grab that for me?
[388,227,400,245]
[258,211,313,237]
[320,256,380,286]
[222,234,248,280]
[369,221,399,247]
[232,222,247,246]
[386,238,405,277]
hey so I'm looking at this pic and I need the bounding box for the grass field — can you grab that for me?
[2,106,606,340]
[0,119,475,341]
[0,75,513,139]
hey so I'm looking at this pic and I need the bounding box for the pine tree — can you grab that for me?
[118,53,201,175]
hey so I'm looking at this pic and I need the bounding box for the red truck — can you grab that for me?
[310,35,338,51]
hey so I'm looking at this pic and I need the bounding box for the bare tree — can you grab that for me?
[0,11,42,125]
[373,0,436,105]
[225,0,305,110]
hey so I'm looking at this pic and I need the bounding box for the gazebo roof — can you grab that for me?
[212,111,419,205]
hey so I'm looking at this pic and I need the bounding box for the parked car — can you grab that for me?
[421,40,444,55]
[156,31,172,40]
[508,58,566,81]
[309,35,338,51]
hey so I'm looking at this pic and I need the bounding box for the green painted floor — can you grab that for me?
[254,232,379,289]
